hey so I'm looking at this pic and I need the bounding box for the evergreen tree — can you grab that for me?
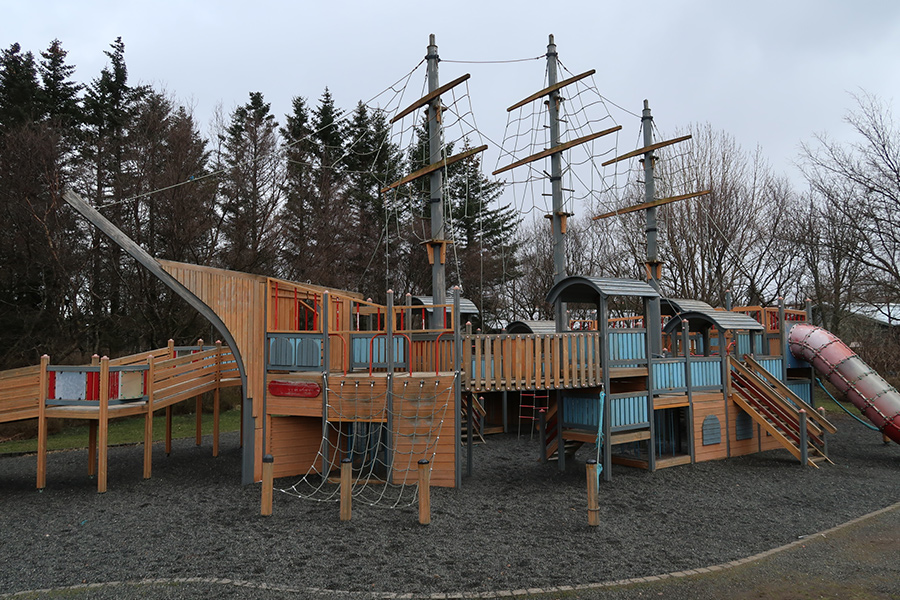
[38,39,82,126]
[279,95,316,280]
[342,103,404,299]
[279,88,347,288]
[0,43,42,127]
[445,143,521,327]
[217,91,283,274]
[393,124,520,325]
[0,40,84,366]
[79,36,154,355]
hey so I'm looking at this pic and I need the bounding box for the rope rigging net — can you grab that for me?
[278,377,455,509]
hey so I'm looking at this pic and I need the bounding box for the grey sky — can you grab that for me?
[7,0,900,204]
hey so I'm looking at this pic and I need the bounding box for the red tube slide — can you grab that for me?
[789,323,900,444]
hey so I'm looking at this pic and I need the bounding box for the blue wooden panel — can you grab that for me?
[296,338,322,368]
[610,394,648,429]
[268,335,322,370]
[735,409,754,440]
[736,332,764,356]
[609,332,646,361]
[652,360,685,390]
[357,336,407,368]
[690,359,722,387]
[269,337,295,367]
[702,414,721,445]
[562,393,603,429]
[758,358,783,379]
[787,380,811,405]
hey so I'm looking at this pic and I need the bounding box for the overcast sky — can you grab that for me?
[7,0,900,204]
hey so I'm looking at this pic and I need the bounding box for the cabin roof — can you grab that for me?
[505,320,557,334]
[661,298,719,316]
[411,295,479,315]
[663,306,764,334]
[545,276,660,305]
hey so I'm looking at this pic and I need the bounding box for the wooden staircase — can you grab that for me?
[730,356,837,467]
[460,393,487,444]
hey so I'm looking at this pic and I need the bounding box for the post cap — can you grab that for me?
[263,454,274,463]
[418,459,430,465]
[341,457,352,464]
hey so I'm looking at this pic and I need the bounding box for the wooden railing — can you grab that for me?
[462,332,603,391]
[0,343,241,425]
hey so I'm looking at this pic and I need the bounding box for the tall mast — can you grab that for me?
[426,34,446,321]
[382,38,485,326]
[547,34,567,329]
[641,100,661,291]
[641,100,662,354]
[493,35,621,331]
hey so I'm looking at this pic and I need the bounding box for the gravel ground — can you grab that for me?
[0,412,897,598]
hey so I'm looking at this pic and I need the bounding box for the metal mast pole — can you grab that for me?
[427,34,446,325]
[547,35,567,330]
[642,100,662,355]
[642,99,659,289]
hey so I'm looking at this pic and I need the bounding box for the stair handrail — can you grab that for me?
[740,354,837,434]
[731,359,826,440]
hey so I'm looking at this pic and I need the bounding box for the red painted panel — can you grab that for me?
[268,380,321,398]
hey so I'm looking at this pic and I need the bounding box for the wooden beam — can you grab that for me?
[507,69,596,112]
[592,190,711,220]
[601,134,692,166]
[390,73,471,124]
[380,145,487,193]
[492,125,621,176]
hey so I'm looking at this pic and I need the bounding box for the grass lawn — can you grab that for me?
[0,408,242,455]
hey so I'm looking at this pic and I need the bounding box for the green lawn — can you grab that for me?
[0,409,242,455]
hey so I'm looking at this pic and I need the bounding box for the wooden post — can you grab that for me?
[88,354,99,477]
[98,356,110,493]
[37,355,49,490]
[195,340,203,447]
[818,406,829,456]
[213,341,222,458]
[144,355,155,479]
[88,422,97,477]
[418,459,431,525]
[586,459,600,527]
[165,406,173,456]
[260,454,274,516]
[799,409,808,467]
[340,458,352,521]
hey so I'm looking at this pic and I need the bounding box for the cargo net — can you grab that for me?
[277,378,454,508]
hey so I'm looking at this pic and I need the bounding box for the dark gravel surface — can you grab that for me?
[0,412,898,598]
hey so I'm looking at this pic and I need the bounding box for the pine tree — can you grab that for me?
[280,95,316,280]
[342,103,404,298]
[279,88,347,288]
[0,40,84,366]
[217,91,283,274]
[0,43,42,127]
[38,39,81,127]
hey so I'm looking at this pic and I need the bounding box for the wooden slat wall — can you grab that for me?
[160,260,267,478]
[268,416,324,478]
[263,374,456,486]
[692,392,729,463]
[0,365,41,423]
[391,374,457,487]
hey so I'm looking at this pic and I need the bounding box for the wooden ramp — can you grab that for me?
[730,357,836,468]
[0,343,243,493]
